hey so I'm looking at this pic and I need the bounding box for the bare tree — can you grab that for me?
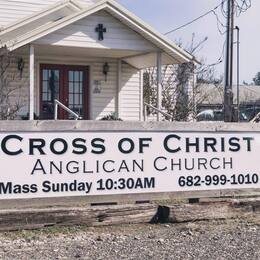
[0,46,23,119]
[196,65,224,111]
[253,72,260,86]
[143,34,222,121]
[143,63,194,121]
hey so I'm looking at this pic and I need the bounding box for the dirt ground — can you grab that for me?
[0,218,259,260]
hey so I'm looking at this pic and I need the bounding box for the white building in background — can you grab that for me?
[0,0,195,120]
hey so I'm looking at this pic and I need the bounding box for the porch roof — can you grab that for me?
[0,0,196,68]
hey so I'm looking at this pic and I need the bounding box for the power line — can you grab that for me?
[163,0,252,87]
[212,9,227,35]
[221,0,251,17]
[164,1,227,35]
[164,0,251,36]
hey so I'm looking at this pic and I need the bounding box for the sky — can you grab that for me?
[117,0,260,84]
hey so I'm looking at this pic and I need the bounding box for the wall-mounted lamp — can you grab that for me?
[103,62,109,81]
[17,58,25,79]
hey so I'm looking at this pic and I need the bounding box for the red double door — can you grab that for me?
[40,64,89,120]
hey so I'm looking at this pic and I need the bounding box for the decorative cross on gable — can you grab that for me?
[95,24,106,41]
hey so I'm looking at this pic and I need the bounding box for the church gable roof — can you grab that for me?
[0,0,195,64]
[0,0,99,27]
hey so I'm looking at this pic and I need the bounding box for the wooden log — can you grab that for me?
[0,199,259,232]
[158,199,260,223]
[0,204,158,232]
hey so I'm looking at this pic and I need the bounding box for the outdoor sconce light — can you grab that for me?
[17,58,25,79]
[103,62,109,81]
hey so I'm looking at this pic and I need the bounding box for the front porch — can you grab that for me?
[0,0,195,121]
[15,44,171,121]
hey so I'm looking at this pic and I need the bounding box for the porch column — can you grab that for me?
[116,59,122,119]
[140,69,144,121]
[156,52,162,121]
[29,44,34,120]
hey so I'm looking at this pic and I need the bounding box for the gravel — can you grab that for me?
[0,219,259,260]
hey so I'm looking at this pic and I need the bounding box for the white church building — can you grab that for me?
[0,0,195,121]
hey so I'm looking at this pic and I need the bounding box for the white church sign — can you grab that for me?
[0,131,259,199]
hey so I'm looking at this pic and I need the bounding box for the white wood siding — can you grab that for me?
[6,52,141,121]
[35,11,156,52]
[0,0,97,27]
[91,60,117,120]
[120,63,141,121]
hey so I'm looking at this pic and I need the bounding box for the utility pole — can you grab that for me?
[230,0,235,90]
[235,26,240,122]
[224,0,235,122]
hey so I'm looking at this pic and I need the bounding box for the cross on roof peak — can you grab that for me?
[95,24,106,41]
